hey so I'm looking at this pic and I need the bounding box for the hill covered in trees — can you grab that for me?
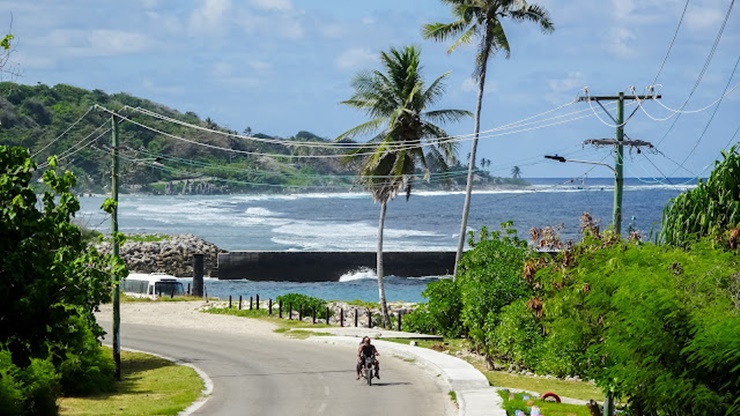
[0,82,525,194]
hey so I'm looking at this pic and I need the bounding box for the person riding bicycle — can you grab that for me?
[356,336,380,380]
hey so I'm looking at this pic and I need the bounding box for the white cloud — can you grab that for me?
[88,30,151,55]
[248,60,271,71]
[608,27,637,59]
[549,72,585,94]
[250,0,293,12]
[140,0,162,9]
[189,0,232,34]
[34,29,152,58]
[685,6,725,31]
[335,47,377,71]
[211,62,234,78]
[361,17,375,25]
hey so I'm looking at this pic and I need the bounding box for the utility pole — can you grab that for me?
[577,91,660,234]
[111,115,121,381]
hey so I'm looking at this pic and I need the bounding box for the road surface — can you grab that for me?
[98,306,450,415]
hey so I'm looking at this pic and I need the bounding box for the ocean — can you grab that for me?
[76,177,695,303]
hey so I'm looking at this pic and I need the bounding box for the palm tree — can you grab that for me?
[511,165,521,179]
[336,45,471,327]
[423,0,554,275]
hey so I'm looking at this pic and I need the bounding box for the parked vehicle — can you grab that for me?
[121,273,185,299]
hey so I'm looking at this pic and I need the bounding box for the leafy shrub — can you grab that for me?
[404,278,464,337]
[537,240,740,414]
[402,306,438,335]
[488,298,545,371]
[14,357,60,416]
[0,349,22,415]
[57,321,115,396]
[276,293,328,315]
[457,223,531,348]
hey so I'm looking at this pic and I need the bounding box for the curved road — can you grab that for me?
[98,319,450,416]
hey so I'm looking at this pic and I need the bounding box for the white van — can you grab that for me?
[121,272,185,298]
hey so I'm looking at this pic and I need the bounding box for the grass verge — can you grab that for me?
[384,338,603,402]
[499,390,592,416]
[203,305,332,332]
[58,349,203,416]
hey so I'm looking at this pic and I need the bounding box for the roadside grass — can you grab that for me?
[499,390,592,416]
[203,305,333,332]
[58,349,202,416]
[384,337,603,403]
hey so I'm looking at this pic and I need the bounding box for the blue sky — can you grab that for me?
[1,0,738,179]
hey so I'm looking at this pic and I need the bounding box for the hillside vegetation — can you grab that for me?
[0,82,524,194]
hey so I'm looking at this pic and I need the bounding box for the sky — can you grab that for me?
[1,0,738,179]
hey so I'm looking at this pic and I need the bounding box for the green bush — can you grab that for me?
[457,223,531,348]
[0,350,22,415]
[489,298,544,371]
[276,293,329,315]
[15,357,60,416]
[537,240,740,414]
[58,324,115,396]
[403,278,464,337]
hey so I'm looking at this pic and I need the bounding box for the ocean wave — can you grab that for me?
[339,268,377,282]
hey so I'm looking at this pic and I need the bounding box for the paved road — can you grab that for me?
[99,320,451,416]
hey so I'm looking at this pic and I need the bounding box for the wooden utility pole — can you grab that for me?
[111,115,121,381]
[577,92,660,234]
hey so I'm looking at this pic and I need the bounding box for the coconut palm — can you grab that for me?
[511,165,521,179]
[423,0,554,275]
[337,45,471,327]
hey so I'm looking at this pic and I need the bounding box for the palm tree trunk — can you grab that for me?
[376,200,391,328]
[454,55,489,277]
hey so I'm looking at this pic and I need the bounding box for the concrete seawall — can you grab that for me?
[217,251,455,281]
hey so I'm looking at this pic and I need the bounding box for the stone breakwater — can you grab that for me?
[95,234,225,277]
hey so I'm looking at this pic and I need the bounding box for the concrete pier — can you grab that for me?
[217,251,455,281]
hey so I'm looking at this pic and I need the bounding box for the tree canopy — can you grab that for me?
[0,146,120,414]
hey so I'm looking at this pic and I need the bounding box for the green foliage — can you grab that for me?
[404,278,464,337]
[457,223,532,348]
[489,298,544,371]
[535,240,740,415]
[0,146,118,413]
[276,293,328,314]
[1,34,12,50]
[660,144,740,248]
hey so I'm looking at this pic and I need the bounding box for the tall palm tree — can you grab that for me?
[337,45,471,327]
[511,165,521,179]
[423,0,554,275]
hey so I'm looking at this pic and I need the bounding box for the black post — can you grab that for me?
[367,309,372,328]
[187,283,191,295]
[298,307,303,321]
[249,296,253,310]
[192,253,205,297]
[325,307,330,325]
[397,311,402,332]
[354,308,358,327]
[229,295,232,309]
[340,308,344,327]
[278,301,282,318]
[238,295,242,310]
[256,294,260,310]
[312,307,316,324]
[269,299,273,315]
[289,303,293,320]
